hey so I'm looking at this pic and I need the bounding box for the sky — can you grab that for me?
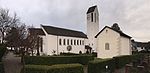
[0,0,150,42]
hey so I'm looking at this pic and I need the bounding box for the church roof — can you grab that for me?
[87,5,97,14]
[28,28,45,35]
[42,25,87,38]
[95,26,132,38]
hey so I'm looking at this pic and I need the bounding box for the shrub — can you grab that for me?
[24,55,94,65]
[88,58,115,73]
[60,52,79,56]
[91,52,97,57]
[0,62,4,73]
[88,54,145,73]
[22,64,83,73]
[113,54,145,69]
[0,44,7,61]
[113,55,132,69]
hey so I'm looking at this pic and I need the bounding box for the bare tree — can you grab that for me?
[0,8,20,44]
[23,27,43,56]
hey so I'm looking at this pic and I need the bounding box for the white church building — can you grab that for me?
[29,5,132,58]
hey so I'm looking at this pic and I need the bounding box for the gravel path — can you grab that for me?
[3,52,22,73]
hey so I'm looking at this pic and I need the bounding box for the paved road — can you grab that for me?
[3,52,22,73]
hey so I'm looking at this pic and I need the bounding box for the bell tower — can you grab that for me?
[86,5,99,52]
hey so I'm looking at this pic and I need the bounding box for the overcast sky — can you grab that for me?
[0,0,150,42]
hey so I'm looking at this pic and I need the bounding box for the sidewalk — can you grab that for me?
[3,52,22,73]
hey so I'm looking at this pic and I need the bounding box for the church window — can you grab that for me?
[74,40,76,45]
[80,40,82,45]
[105,43,110,50]
[67,39,69,45]
[95,13,96,22]
[77,40,79,45]
[59,39,61,45]
[63,39,66,45]
[106,30,108,33]
[82,40,84,45]
[40,38,43,52]
[141,47,143,49]
[71,39,73,45]
[91,13,93,22]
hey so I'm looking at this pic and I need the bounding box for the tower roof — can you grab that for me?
[87,5,97,14]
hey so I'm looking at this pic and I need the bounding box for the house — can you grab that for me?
[95,23,132,58]
[131,40,150,52]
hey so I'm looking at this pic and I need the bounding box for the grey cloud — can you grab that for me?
[0,0,150,41]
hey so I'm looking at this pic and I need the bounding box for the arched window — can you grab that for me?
[105,43,110,50]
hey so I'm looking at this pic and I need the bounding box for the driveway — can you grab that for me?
[3,52,22,73]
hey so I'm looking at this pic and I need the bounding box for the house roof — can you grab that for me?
[95,26,132,38]
[28,28,45,35]
[87,5,97,14]
[132,41,150,47]
[41,25,87,38]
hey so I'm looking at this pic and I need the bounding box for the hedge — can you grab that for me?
[0,62,4,73]
[113,55,132,69]
[24,55,94,65]
[60,52,79,56]
[88,58,115,73]
[88,54,145,73]
[22,64,83,73]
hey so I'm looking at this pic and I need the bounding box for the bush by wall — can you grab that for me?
[113,55,132,69]
[88,54,145,73]
[91,52,97,57]
[88,58,115,73]
[0,62,4,73]
[24,55,94,65]
[0,44,7,61]
[60,52,79,56]
[22,64,83,73]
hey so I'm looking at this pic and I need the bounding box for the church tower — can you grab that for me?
[86,5,99,52]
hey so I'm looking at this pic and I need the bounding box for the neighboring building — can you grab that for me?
[95,23,132,58]
[131,40,150,52]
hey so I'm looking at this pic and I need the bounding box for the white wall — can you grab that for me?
[120,37,132,55]
[97,28,120,58]
[42,34,86,55]
[42,34,57,55]
[58,36,86,54]
[86,7,99,51]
